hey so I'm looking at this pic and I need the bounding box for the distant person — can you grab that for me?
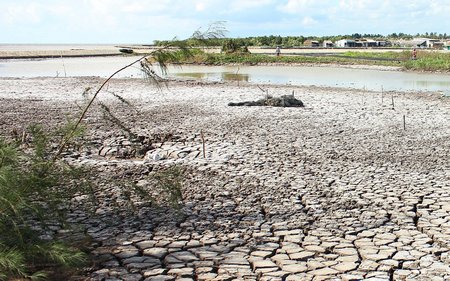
[412,48,417,60]
[276,46,281,57]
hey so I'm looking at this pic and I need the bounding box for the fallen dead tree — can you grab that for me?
[228,94,304,107]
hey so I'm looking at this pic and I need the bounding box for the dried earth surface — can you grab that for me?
[1,77,450,280]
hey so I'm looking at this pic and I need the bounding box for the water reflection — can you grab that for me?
[172,72,249,82]
[222,72,249,82]
[414,80,450,87]
[175,72,207,79]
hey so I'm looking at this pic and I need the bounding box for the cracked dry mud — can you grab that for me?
[1,77,450,281]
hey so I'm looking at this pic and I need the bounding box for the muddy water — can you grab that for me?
[168,65,450,93]
[1,56,449,93]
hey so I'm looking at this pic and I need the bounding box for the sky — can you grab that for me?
[1,0,450,44]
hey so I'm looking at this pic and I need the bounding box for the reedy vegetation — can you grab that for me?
[339,50,450,71]
[0,22,226,280]
[167,48,450,72]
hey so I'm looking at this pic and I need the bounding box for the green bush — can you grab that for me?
[404,51,450,71]
[0,127,87,280]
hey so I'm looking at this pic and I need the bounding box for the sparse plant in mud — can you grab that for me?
[98,102,138,139]
[0,127,89,280]
[113,166,185,213]
[150,166,184,209]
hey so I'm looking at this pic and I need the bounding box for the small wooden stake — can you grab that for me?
[403,115,406,130]
[391,95,395,109]
[200,130,206,159]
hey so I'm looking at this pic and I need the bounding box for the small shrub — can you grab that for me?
[150,166,184,208]
[221,39,250,55]
[0,126,88,280]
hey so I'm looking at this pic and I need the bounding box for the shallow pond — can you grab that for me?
[1,56,449,94]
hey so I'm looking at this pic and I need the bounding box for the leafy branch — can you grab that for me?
[53,21,227,161]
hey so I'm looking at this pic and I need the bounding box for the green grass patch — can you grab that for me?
[341,51,411,60]
[168,49,450,72]
[403,51,450,71]
[175,51,400,67]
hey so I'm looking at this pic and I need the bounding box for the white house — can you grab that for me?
[426,39,444,48]
[336,39,387,48]
[323,40,334,47]
[335,39,356,47]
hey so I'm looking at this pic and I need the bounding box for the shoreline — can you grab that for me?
[175,61,404,72]
[1,45,448,74]
[0,76,445,98]
[0,45,404,57]
[3,54,447,75]
[0,53,124,60]
[0,49,123,59]
[0,46,439,74]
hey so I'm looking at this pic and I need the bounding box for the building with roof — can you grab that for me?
[323,40,334,47]
[303,40,320,47]
[335,39,357,47]
[405,38,445,48]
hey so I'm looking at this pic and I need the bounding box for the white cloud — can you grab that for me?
[0,2,42,25]
[191,0,225,12]
[47,4,72,16]
[2,0,450,43]
[277,0,322,14]
[195,2,206,11]
[339,0,373,10]
[428,0,450,15]
[302,16,317,26]
[229,0,273,11]
[121,2,145,13]
[84,0,112,14]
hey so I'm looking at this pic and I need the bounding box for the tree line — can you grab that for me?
[154,32,449,48]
